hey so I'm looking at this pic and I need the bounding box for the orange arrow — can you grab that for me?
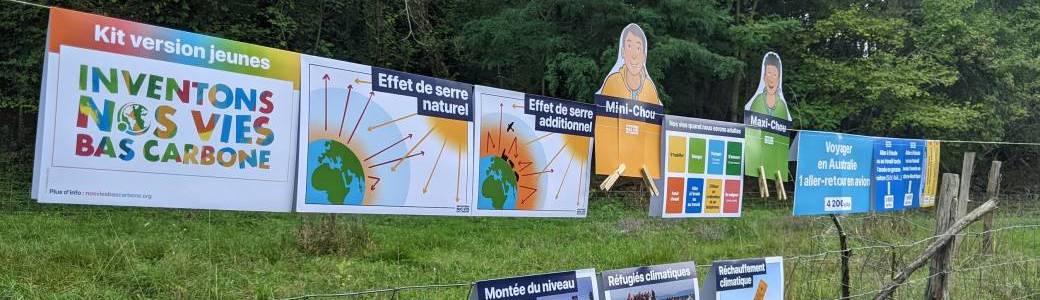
[393,126,435,171]
[423,141,448,194]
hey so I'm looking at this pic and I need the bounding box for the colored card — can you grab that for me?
[724,179,741,213]
[707,140,725,175]
[704,179,723,214]
[688,137,707,174]
[666,177,685,214]
[668,136,687,173]
[685,178,705,214]
[726,141,743,176]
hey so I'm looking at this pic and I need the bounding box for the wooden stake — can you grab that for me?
[874,199,998,300]
[775,170,787,200]
[981,161,1002,255]
[599,164,625,191]
[831,214,851,300]
[758,166,770,198]
[953,152,974,253]
[640,165,659,197]
[925,173,964,300]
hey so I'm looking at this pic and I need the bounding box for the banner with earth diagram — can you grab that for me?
[32,8,300,212]
[472,86,594,217]
[295,55,474,215]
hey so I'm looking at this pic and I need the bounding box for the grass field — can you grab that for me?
[1,154,1038,299]
[1,194,1038,299]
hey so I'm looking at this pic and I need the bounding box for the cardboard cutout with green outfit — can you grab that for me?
[743,52,792,182]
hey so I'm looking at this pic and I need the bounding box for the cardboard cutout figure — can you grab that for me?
[594,23,665,190]
[744,52,793,181]
[598,24,660,102]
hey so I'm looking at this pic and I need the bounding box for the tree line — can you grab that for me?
[2,0,1037,188]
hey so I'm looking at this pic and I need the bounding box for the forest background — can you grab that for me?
[5,0,1039,187]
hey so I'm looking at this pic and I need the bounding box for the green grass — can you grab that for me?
[1,196,1037,299]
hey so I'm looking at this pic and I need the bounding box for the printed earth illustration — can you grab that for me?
[478,155,518,209]
[117,103,150,136]
[308,139,366,205]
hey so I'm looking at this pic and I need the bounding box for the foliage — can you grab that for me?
[1,0,1038,169]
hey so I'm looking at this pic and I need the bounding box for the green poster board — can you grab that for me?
[743,52,792,180]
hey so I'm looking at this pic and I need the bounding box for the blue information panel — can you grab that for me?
[872,138,906,212]
[872,138,926,211]
[792,131,874,215]
[902,139,926,208]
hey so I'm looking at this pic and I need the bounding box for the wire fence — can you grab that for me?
[261,209,1040,300]
[3,145,1039,299]
[0,1,1036,292]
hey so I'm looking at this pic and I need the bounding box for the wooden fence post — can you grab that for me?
[953,152,974,252]
[981,161,1002,255]
[830,215,851,300]
[874,199,998,300]
[758,166,770,198]
[924,173,962,300]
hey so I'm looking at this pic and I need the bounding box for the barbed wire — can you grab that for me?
[270,255,1040,300]
[277,283,473,300]
[843,257,1040,299]
[264,223,1040,299]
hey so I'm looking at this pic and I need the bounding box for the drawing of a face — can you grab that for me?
[623,31,646,75]
[764,64,779,96]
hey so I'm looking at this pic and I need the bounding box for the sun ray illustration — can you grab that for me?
[336,85,353,136]
[455,148,462,202]
[524,133,551,145]
[423,140,448,194]
[556,156,574,199]
[543,145,565,172]
[347,92,374,144]
[368,112,416,132]
[392,126,435,172]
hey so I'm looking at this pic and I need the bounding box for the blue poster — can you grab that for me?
[900,139,926,209]
[872,138,908,212]
[792,131,874,215]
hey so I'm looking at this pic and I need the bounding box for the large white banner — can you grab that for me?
[32,8,300,211]
[294,55,474,215]
[472,86,594,217]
